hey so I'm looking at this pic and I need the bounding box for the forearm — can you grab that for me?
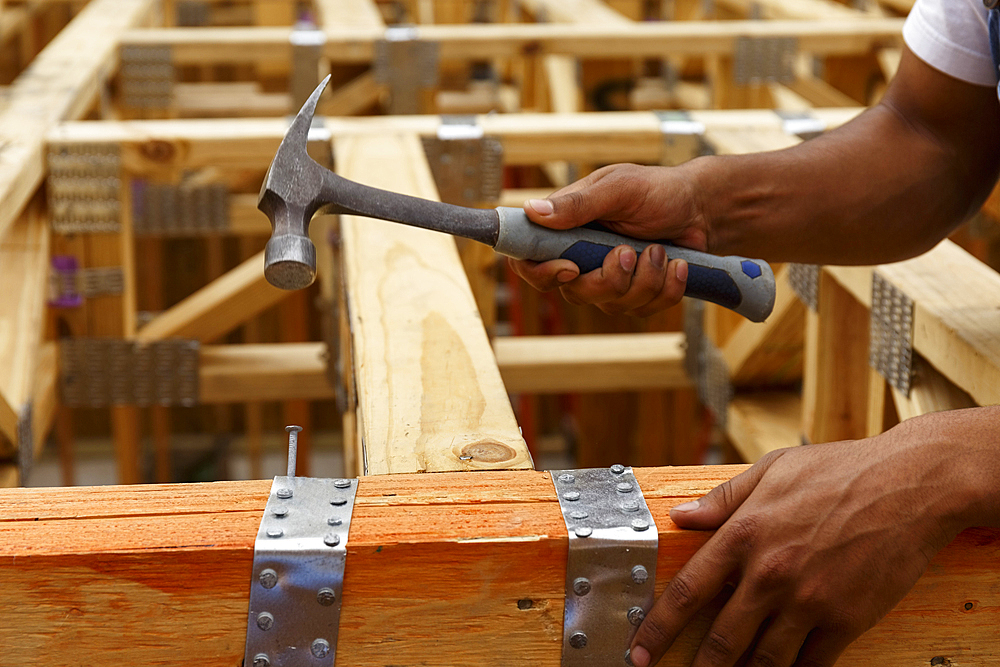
[691,50,1000,265]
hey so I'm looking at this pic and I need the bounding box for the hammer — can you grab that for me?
[259,76,776,322]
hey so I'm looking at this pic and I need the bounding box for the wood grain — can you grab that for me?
[1,466,997,665]
[335,133,530,475]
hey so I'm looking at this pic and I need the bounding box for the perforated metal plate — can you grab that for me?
[245,476,359,667]
[869,272,914,395]
[552,466,658,667]
[788,263,820,311]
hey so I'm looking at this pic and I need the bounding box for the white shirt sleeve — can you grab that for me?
[903,0,997,86]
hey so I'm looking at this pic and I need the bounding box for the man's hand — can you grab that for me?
[630,408,1000,667]
[507,163,708,317]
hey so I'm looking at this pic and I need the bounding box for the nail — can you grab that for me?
[620,248,637,272]
[650,244,666,270]
[675,259,688,282]
[527,198,554,215]
[630,645,651,667]
[672,500,699,513]
[557,269,578,283]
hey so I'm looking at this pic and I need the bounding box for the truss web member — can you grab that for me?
[511,1,1000,665]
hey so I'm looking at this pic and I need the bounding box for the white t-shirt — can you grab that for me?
[903,0,996,86]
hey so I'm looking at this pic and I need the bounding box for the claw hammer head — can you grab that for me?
[258,75,332,290]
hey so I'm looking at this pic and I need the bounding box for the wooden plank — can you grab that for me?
[0,196,48,449]
[336,133,530,475]
[314,0,385,31]
[891,356,978,422]
[877,241,1000,407]
[135,251,290,344]
[31,341,59,457]
[2,467,999,664]
[118,19,905,64]
[0,0,155,242]
[493,333,691,394]
[716,0,861,19]
[519,0,632,25]
[725,391,801,462]
[200,343,335,403]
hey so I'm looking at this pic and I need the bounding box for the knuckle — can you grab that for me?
[664,573,701,613]
[748,648,781,667]
[752,551,795,589]
[637,608,674,648]
[700,630,740,661]
[720,515,759,551]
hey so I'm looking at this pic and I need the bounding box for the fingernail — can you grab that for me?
[630,646,651,667]
[527,198,554,215]
[620,248,637,272]
[672,500,699,513]
[557,269,578,283]
[650,244,666,270]
[675,259,688,282]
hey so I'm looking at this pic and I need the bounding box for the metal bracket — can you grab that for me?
[788,263,820,311]
[552,466,658,667]
[50,258,126,305]
[654,110,712,166]
[245,428,358,667]
[48,143,122,234]
[775,110,826,141]
[133,180,230,235]
[420,116,503,206]
[374,27,440,114]
[682,299,732,427]
[119,45,174,109]
[175,1,210,26]
[60,339,200,408]
[17,403,33,487]
[869,272,914,396]
[733,36,797,86]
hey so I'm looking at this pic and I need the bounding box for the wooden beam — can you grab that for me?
[117,19,905,64]
[135,251,290,344]
[715,0,862,19]
[335,132,530,475]
[493,333,691,394]
[726,391,802,462]
[891,356,977,423]
[519,0,632,24]
[200,343,335,403]
[314,0,385,31]
[2,468,998,664]
[0,0,155,242]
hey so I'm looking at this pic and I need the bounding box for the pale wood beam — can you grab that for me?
[1,468,997,664]
[891,356,977,423]
[494,333,691,394]
[199,343,336,403]
[0,0,156,242]
[335,132,530,475]
[135,251,290,344]
[314,0,385,30]
[726,391,802,462]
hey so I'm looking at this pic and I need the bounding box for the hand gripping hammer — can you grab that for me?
[259,76,776,322]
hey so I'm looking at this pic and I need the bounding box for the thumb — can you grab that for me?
[669,451,783,530]
[523,165,646,230]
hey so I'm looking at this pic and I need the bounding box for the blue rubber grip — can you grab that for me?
[560,240,743,310]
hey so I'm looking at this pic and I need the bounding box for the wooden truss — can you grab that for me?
[0,0,997,663]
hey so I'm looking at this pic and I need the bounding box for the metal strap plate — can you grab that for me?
[421,116,502,206]
[133,181,230,235]
[374,27,440,114]
[48,143,122,234]
[788,263,820,311]
[245,475,359,667]
[733,36,797,86]
[552,466,658,667]
[119,45,174,109]
[775,110,826,140]
[869,272,914,396]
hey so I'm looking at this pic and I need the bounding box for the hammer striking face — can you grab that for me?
[258,78,777,323]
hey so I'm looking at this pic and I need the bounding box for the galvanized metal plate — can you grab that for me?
[775,110,826,140]
[421,117,502,206]
[245,475,359,667]
[869,272,914,396]
[552,466,658,667]
[788,263,820,311]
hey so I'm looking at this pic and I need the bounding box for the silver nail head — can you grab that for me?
[625,649,634,666]
[622,500,640,512]
[256,612,275,631]
[558,473,575,484]
[569,632,588,649]
[330,498,347,506]
[631,565,649,585]
[253,653,271,667]
[272,506,288,518]
[334,479,352,489]
[266,527,284,538]
[317,587,337,606]
[327,517,343,526]
[574,526,593,538]
[631,518,650,532]
[616,482,634,494]
[570,510,589,520]
[563,491,581,502]
[610,464,626,474]
[286,425,303,434]
[276,487,293,499]
[259,568,278,589]
[324,533,341,547]
[573,577,592,596]
[311,638,331,659]
[628,607,646,626]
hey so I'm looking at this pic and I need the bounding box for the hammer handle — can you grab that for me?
[494,207,776,322]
